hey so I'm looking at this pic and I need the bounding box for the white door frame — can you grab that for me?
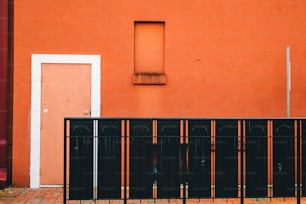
[30,54,101,188]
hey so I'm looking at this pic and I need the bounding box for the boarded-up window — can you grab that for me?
[134,22,164,72]
[133,22,166,85]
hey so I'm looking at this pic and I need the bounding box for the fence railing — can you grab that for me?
[64,118,305,204]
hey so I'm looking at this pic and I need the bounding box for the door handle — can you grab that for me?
[83,110,91,115]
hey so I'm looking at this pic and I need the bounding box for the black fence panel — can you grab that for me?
[157,119,181,198]
[273,119,295,197]
[97,119,121,199]
[302,119,306,196]
[245,119,268,197]
[64,117,304,203]
[69,119,93,200]
[130,119,153,199]
[188,119,211,198]
[215,119,238,198]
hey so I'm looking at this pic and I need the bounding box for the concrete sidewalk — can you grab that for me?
[1,188,306,204]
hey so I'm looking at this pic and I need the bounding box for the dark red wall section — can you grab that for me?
[0,0,8,188]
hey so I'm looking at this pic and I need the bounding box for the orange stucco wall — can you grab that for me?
[13,0,306,186]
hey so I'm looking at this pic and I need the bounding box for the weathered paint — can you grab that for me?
[13,0,306,186]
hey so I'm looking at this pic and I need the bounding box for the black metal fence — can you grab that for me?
[64,118,305,203]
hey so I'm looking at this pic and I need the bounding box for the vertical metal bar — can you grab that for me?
[63,119,67,204]
[93,120,95,200]
[126,120,130,199]
[286,46,291,118]
[93,120,98,200]
[185,120,189,200]
[124,120,127,204]
[95,120,98,199]
[240,120,244,204]
[182,120,186,204]
[211,120,215,199]
[121,120,125,199]
[243,120,246,199]
[153,120,157,199]
[297,120,301,204]
[269,120,273,198]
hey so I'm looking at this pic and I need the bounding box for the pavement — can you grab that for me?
[0,187,62,204]
[1,188,306,204]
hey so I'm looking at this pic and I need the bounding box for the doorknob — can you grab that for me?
[83,110,91,115]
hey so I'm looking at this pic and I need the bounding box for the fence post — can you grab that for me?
[124,120,127,204]
[240,120,244,204]
[63,119,67,204]
[297,120,301,204]
[182,144,186,204]
[93,120,98,200]
[182,120,186,204]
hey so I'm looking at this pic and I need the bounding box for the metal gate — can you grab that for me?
[157,119,181,198]
[98,119,121,199]
[187,119,211,198]
[64,118,304,203]
[273,119,295,197]
[68,119,93,200]
[130,119,153,198]
[245,119,268,197]
[215,120,238,198]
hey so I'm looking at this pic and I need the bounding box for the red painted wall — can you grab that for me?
[0,0,8,188]
[12,0,306,186]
